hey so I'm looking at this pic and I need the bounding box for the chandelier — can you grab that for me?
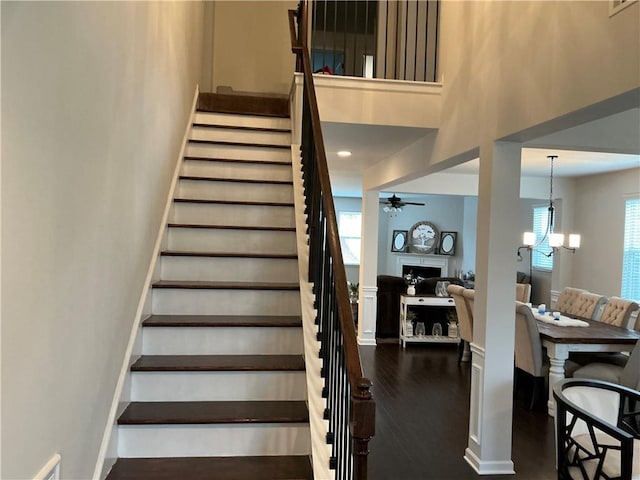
[521,155,581,257]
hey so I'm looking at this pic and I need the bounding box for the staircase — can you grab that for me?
[106,95,313,479]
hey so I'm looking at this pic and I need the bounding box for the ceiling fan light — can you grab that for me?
[383,206,390,212]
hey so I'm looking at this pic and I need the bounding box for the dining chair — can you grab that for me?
[515,283,531,303]
[573,339,640,390]
[515,302,549,409]
[599,297,640,329]
[448,284,473,363]
[566,292,607,320]
[555,287,588,315]
[553,378,640,480]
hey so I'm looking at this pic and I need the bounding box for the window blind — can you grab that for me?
[338,211,362,265]
[532,205,553,270]
[621,198,640,301]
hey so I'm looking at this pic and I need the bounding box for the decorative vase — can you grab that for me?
[407,285,416,295]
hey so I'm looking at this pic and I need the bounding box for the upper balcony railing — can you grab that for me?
[310,0,439,82]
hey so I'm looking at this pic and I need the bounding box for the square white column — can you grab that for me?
[465,141,522,475]
[358,190,379,345]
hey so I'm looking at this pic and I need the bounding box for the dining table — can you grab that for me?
[537,314,640,416]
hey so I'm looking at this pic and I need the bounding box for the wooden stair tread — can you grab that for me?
[167,223,295,232]
[118,400,309,425]
[192,122,291,133]
[189,139,290,150]
[106,456,312,480]
[131,354,305,371]
[174,198,294,207]
[142,315,302,327]
[197,93,289,117]
[160,250,297,259]
[179,175,292,185]
[183,155,291,166]
[152,280,299,290]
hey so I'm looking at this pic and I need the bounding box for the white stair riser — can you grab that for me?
[190,127,290,146]
[142,326,303,355]
[152,289,301,317]
[186,143,290,163]
[181,160,292,182]
[171,203,295,228]
[167,228,296,254]
[176,179,293,203]
[118,424,310,458]
[194,112,290,131]
[131,371,307,401]
[160,256,298,283]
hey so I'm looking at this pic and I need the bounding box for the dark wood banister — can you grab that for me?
[289,3,375,479]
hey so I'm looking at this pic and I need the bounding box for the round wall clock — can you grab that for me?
[408,221,439,254]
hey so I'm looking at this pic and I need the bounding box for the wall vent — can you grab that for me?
[610,0,637,17]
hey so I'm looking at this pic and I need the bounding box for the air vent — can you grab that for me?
[610,0,637,16]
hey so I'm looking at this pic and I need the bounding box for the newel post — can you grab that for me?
[351,378,375,480]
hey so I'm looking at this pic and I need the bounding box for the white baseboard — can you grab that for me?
[464,448,515,475]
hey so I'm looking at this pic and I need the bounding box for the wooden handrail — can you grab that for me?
[289,2,375,478]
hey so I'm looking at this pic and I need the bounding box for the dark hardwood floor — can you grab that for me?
[359,343,556,480]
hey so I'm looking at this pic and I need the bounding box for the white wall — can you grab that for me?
[211,1,297,95]
[1,2,203,479]
[572,167,640,297]
[433,0,639,165]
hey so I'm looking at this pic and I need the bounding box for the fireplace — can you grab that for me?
[402,265,441,279]
[396,254,449,278]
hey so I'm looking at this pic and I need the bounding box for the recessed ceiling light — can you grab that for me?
[337,151,352,158]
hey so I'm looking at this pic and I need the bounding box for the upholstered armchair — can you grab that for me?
[515,302,549,409]
[599,297,640,329]
[566,292,607,320]
[448,284,473,363]
[556,287,588,314]
[573,340,640,390]
[554,378,640,480]
[516,283,531,303]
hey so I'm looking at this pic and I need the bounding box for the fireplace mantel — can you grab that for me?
[395,253,449,277]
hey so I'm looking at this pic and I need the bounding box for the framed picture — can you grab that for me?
[439,231,457,255]
[391,230,408,252]
[408,221,439,254]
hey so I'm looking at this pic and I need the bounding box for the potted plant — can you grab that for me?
[348,282,359,304]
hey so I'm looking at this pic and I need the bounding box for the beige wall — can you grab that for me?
[432,0,639,165]
[211,1,297,95]
[572,167,640,297]
[1,2,203,478]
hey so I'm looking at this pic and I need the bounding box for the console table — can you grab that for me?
[399,294,460,348]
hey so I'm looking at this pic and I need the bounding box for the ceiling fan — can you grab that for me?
[380,194,425,212]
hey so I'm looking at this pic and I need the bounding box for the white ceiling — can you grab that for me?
[324,107,640,197]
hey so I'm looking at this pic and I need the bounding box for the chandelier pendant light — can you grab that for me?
[521,155,581,258]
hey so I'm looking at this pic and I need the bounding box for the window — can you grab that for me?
[338,211,362,265]
[621,198,640,301]
[532,205,553,270]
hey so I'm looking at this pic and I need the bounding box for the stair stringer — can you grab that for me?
[291,146,334,480]
[92,85,200,480]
